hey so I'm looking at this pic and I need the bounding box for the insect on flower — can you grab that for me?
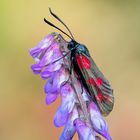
[43,8,114,116]
[30,8,114,140]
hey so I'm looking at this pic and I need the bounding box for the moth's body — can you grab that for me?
[67,40,114,116]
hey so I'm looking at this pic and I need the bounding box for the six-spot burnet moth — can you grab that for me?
[44,8,114,116]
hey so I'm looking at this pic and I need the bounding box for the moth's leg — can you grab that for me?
[69,54,73,75]
[44,50,71,67]
[45,45,77,67]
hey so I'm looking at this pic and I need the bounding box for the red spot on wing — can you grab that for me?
[96,78,103,86]
[76,55,91,69]
[87,78,96,85]
[96,93,103,101]
[88,77,103,87]
[87,77,104,102]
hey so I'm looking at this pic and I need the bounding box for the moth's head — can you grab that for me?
[67,40,79,50]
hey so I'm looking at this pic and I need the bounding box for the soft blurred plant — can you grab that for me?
[30,32,112,140]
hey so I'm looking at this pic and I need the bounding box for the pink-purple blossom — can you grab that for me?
[30,32,112,140]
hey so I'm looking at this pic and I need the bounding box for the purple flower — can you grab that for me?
[89,103,112,140]
[60,106,78,140]
[30,32,112,140]
[74,118,96,140]
[54,83,77,127]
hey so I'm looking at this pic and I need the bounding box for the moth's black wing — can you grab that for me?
[76,53,114,116]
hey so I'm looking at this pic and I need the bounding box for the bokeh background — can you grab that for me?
[0,0,140,140]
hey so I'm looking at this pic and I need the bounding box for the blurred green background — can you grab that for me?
[0,0,140,140]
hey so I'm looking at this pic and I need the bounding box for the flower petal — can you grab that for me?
[74,119,96,140]
[89,102,112,140]
[44,77,57,94]
[45,93,58,105]
[41,70,53,79]
[30,34,54,58]
[60,83,76,99]
[38,42,63,67]
[60,106,79,140]
[31,64,42,74]
[38,48,54,67]
[41,61,62,79]
[54,83,76,127]
[54,106,69,127]
[60,83,76,113]
[51,46,63,61]
[53,68,69,91]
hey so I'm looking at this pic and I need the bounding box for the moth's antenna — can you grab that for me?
[49,8,75,40]
[44,18,73,40]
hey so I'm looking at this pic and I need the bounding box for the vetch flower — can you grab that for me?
[88,102,112,140]
[30,33,55,58]
[54,83,77,127]
[74,118,96,140]
[60,106,78,140]
[30,32,112,140]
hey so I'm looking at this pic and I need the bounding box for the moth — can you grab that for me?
[44,8,114,116]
